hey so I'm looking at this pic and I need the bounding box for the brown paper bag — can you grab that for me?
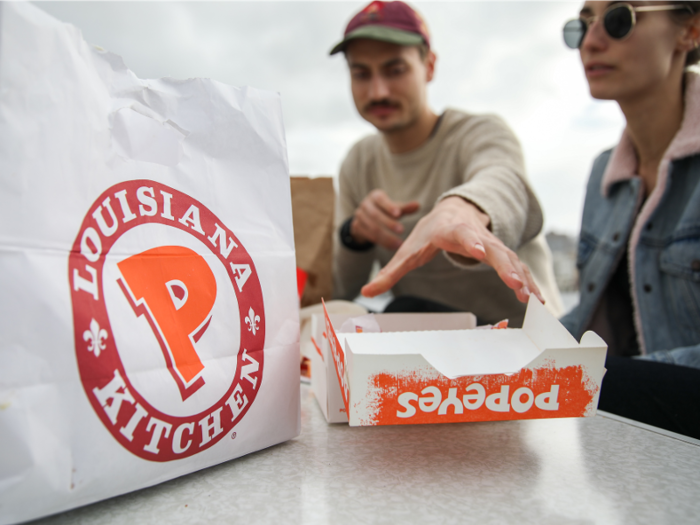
[290,177,335,307]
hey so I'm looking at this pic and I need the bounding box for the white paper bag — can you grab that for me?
[0,3,300,523]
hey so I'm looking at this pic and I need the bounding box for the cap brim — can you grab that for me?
[329,25,425,55]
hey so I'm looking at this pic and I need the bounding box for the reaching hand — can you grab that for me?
[349,189,420,251]
[361,196,544,304]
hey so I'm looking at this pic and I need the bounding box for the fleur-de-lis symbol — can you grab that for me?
[245,307,261,336]
[83,318,108,357]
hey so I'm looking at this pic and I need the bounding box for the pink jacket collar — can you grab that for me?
[601,71,700,197]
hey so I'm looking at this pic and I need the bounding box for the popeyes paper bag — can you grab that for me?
[0,3,300,523]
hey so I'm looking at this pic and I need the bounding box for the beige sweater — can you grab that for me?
[333,109,563,325]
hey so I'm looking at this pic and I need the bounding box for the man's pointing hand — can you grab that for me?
[350,189,420,250]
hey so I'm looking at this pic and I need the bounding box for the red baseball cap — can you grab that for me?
[329,1,431,55]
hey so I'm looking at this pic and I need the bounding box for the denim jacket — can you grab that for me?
[560,74,700,370]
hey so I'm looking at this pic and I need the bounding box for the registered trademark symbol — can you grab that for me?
[231,432,237,440]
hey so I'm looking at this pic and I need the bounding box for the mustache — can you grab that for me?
[364,99,401,111]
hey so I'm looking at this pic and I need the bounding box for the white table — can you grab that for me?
[31,384,700,525]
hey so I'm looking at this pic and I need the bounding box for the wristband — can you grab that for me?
[339,217,375,252]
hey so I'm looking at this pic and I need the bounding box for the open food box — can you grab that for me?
[311,296,607,426]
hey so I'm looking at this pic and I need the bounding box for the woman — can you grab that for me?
[560,1,700,438]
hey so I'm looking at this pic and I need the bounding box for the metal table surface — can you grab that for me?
[31,384,700,525]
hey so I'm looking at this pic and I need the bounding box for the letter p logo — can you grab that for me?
[117,246,217,400]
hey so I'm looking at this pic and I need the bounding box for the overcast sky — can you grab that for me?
[35,1,628,236]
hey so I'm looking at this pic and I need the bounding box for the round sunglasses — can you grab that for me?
[563,2,692,49]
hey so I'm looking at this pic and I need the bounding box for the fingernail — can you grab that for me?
[510,272,522,283]
[474,243,485,253]
[522,286,531,296]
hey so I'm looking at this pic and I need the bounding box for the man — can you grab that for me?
[330,0,562,325]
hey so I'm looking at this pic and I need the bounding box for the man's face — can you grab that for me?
[345,38,435,133]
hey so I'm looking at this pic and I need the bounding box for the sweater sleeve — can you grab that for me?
[439,114,543,253]
[332,143,377,300]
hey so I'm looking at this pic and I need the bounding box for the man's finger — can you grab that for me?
[362,251,415,297]
[505,255,541,303]
[474,241,533,302]
[436,215,540,305]
[489,250,543,304]
[356,194,404,236]
[362,242,437,297]
[372,190,403,218]
[361,198,406,234]
[362,261,409,298]
[361,271,392,298]
[519,263,545,303]
[399,200,420,216]
[449,226,483,259]
[353,213,403,250]
[358,211,403,249]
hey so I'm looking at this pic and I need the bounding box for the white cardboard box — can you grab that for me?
[311,310,477,423]
[317,296,607,426]
[310,313,348,423]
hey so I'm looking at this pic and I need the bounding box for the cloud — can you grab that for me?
[36,1,625,235]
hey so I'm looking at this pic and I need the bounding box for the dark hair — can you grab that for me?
[669,1,700,65]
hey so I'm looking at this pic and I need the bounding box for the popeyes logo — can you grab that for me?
[69,180,264,461]
[364,364,597,426]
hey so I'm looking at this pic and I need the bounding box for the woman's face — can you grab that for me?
[579,1,689,102]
